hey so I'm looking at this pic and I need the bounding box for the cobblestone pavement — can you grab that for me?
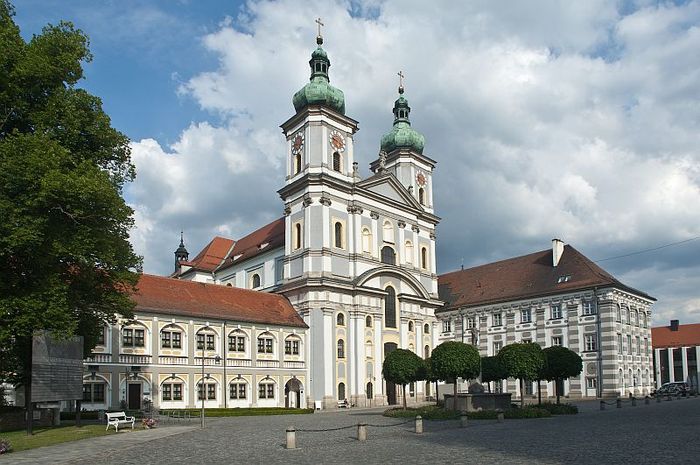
[6,397,700,464]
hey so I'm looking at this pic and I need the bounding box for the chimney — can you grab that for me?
[670,320,679,331]
[552,238,564,267]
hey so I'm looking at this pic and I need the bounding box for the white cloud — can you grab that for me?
[127,0,700,323]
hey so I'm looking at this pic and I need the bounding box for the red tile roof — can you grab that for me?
[182,236,235,273]
[216,217,285,270]
[133,274,306,328]
[652,323,700,349]
[438,245,654,312]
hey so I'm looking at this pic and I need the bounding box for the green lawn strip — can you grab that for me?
[383,405,553,420]
[0,425,118,453]
[164,407,314,417]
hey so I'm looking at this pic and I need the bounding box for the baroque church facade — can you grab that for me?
[176,32,442,408]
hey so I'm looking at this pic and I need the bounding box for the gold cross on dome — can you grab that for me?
[315,17,324,38]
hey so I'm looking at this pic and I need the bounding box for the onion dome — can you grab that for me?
[379,84,425,154]
[292,35,345,115]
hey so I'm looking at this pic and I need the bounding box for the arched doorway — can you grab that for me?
[285,378,302,408]
[384,342,398,405]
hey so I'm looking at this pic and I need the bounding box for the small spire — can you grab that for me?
[315,17,324,45]
[398,70,405,94]
[179,230,185,247]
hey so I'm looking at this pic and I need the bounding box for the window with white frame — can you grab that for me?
[627,335,632,353]
[228,331,246,353]
[366,316,373,328]
[230,381,247,399]
[161,327,182,349]
[466,317,476,329]
[257,333,274,354]
[362,228,372,254]
[337,339,345,359]
[96,327,106,345]
[521,309,531,323]
[122,327,145,348]
[618,334,623,354]
[424,323,430,333]
[586,378,597,389]
[258,380,275,399]
[551,304,562,320]
[285,337,300,355]
[551,336,562,346]
[382,220,394,243]
[492,313,502,327]
[635,336,640,355]
[408,321,414,332]
[405,240,413,264]
[616,304,622,322]
[197,382,216,400]
[197,331,215,351]
[442,319,452,333]
[337,313,345,326]
[333,221,344,249]
[420,247,428,270]
[293,222,303,250]
[582,301,595,315]
[162,382,183,401]
[249,272,261,289]
[82,382,105,402]
[493,341,502,355]
[584,334,597,352]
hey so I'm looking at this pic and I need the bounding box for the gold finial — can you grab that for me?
[315,17,324,45]
[398,70,405,94]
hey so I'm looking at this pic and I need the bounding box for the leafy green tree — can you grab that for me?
[497,343,544,407]
[541,346,583,404]
[0,0,140,430]
[423,357,440,406]
[430,341,480,411]
[480,355,508,390]
[382,349,426,409]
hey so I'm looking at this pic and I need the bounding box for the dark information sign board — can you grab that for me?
[31,332,84,402]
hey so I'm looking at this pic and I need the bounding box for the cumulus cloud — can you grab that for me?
[126,0,700,325]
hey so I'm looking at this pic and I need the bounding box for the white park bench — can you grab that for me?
[337,399,349,409]
[105,411,135,431]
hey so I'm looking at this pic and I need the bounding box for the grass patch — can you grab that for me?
[164,407,314,417]
[537,402,578,415]
[60,411,100,421]
[383,406,461,420]
[0,425,116,453]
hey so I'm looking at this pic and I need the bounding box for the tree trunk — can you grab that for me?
[556,379,561,405]
[434,381,439,406]
[24,336,33,436]
[537,380,542,405]
[520,378,524,408]
[453,378,458,411]
[402,384,407,410]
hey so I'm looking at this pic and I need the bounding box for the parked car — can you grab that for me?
[652,382,696,397]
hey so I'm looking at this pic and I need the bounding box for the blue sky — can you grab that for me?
[12,0,700,326]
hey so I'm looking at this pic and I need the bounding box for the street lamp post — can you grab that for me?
[198,325,221,429]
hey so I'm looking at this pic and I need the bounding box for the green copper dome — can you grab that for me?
[380,87,424,154]
[292,37,345,115]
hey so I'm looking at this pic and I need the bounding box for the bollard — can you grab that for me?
[616,399,622,408]
[415,415,423,434]
[460,414,469,428]
[357,423,367,442]
[600,401,605,411]
[645,396,650,405]
[656,395,661,403]
[631,397,637,407]
[497,411,504,423]
[285,427,296,449]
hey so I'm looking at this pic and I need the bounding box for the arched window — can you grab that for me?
[338,382,346,400]
[161,378,183,402]
[365,315,372,328]
[382,220,393,243]
[424,345,430,359]
[362,228,372,254]
[258,379,275,399]
[365,340,373,358]
[366,382,373,399]
[381,246,396,265]
[294,223,302,250]
[294,153,302,174]
[229,379,247,400]
[334,221,343,248]
[420,247,428,270]
[337,339,345,359]
[405,241,413,264]
[250,273,261,289]
[228,330,246,353]
[161,324,183,349]
[122,325,146,348]
[332,152,341,172]
[408,321,414,332]
[257,332,274,354]
[284,336,301,355]
[424,323,430,334]
[385,286,397,328]
[336,313,345,326]
[418,187,425,205]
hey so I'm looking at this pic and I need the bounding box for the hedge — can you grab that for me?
[383,406,461,420]
[538,402,578,415]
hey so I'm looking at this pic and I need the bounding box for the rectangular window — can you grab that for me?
[134,329,145,347]
[258,338,265,353]
[259,384,266,399]
[206,334,215,350]
[207,383,216,400]
[521,309,531,323]
[123,328,133,346]
[229,335,245,352]
[582,302,595,315]
[466,317,476,329]
[93,383,105,402]
[285,340,292,355]
[96,328,105,345]
[161,331,171,348]
[162,383,172,401]
[525,381,533,395]
[627,335,632,354]
[552,336,562,346]
[493,341,502,355]
[618,334,623,354]
[172,332,181,349]
[493,313,502,327]
[82,384,91,402]
[258,383,274,399]
[586,378,598,389]
[197,334,204,350]
[442,320,452,333]
[173,384,182,401]
[267,384,274,398]
[551,305,562,320]
[584,334,597,352]
[266,338,273,353]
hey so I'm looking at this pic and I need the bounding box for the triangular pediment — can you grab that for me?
[356,172,423,210]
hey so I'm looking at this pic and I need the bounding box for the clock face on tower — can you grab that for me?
[291,132,304,155]
[416,172,427,187]
[329,130,346,153]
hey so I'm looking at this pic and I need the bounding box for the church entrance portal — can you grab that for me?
[285,378,302,408]
[384,342,398,405]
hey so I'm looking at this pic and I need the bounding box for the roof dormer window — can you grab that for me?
[557,275,571,283]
